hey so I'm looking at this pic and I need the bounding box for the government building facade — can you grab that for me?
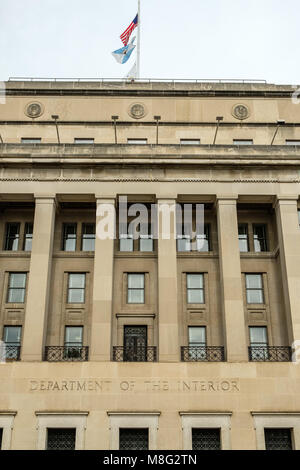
[0,79,300,450]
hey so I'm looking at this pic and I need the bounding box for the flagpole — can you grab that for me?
[136,0,141,79]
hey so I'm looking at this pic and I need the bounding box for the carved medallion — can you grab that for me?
[129,103,146,119]
[232,104,250,120]
[25,102,43,118]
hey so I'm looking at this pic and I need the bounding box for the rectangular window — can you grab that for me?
[192,428,221,450]
[64,326,83,360]
[187,274,204,304]
[7,273,27,303]
[180,139,201,145]
[196,224,210,252]
[23,222,33,251]
[249,326,268,347]
[188,326,206,346]
[47,428,76,450]
[4,223,20,251]
[119,234,134,252]
[238,224,249,252]
[245,274,264,304]
[74,138,94,144]
[81,223,95,251]
[233,139,253,145]
[62,223,77,251]
[139,234,153,252]
[253,224,268,252]
[3,326,22,346]
[67,273,85,303]
[127,273,145,304]
[21,138,41,144]
[286,140,300,146]
[127,139,148,145]
[119,428,149,450]
[264,428,293,450]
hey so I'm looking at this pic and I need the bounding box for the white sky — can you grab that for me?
[0,0,299,84]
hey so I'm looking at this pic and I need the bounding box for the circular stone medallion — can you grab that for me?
[129,103,147,119]
[232,104,250,120]
[25,102,44,118]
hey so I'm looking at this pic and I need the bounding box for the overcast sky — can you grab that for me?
[0,0,299,84]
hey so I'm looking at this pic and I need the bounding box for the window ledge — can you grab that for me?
[0,251,31,258]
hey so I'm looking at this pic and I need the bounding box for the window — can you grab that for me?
[47,428,76,450]
[253,224,268,252]
[67,273,85,303]
[127,274,145,304]
[286,140,300,146]
[119,428,149,450]
[23,223,33,251]
[4,223,20,250]
[233,139,253,145]
[123,326,148,362]
[177,234,191,252]
[180,139,201,145]
[187,274,204,304]
[127,139,148,144]
[3,326,22,360]
[21,138,41,144]
[245,274,264,303]
[196,224,210,252]
[238,224,249,252]
[139,234,153,252]
[119,234,133,252]
[188,326,206,346]
[62,223,77,251]
[64,326,83,360]
[192,428,221,450]
[7,273,27,303]
[264,428,293,450]
[81,223,95,251]
[249,326,268,347]
[0,414,16,450]
[74,138,94,144]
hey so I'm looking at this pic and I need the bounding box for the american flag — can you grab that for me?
[120,14,138,46]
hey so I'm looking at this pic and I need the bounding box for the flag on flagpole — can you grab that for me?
[112,37,136,64]
[124,62,137,80]
[120,14,138,46]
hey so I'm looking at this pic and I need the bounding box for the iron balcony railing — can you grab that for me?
[44,346,89,362]
[0,344,21,361]
[248,346,292,362]
[181,346,225,362]
[113,346,157,362]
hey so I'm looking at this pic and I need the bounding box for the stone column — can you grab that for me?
[21,195,56,361]
[275,197,300,344]
[157,197,179,361]
[216,196,248,362]
[90,196,116,361]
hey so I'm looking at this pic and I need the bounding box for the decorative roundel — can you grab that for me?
[232,104,250,120]
[25,102,44,118]
[129,103,147,119]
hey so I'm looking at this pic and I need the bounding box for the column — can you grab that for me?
[216,196,248,362]
[21,195,56,361]
[90,196,116,361]
[275,197,300,344]
[157,197,179,361]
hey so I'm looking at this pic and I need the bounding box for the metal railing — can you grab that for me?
[181,346,225,362]
[8,77,267,84]
[248,346,292,362]
[0,344,21,361]
[44,346,89,362]
[113,346,157,362]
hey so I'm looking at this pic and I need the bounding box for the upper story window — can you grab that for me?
[23,223,33,251]
[74,138,94,144]
[188,326,206,346]
[62,223,77,251]
[81,223,95,251]
[127,273,145,304]
[3,325,22,347]
[4,223,20,250]
[245,274,264,304]
[249,326,268,347]
[67,273,85,303]
[7,273,27,303]
[233,139,253,145]
[119,217,153,252]
[286,140,300,146]
[187,273,204,303]
[253,224,268,252]
[177,224,211,252]
[238,224,249,252]
[180,139,201,145]
[127,139,148,144]
[21,138,41,144]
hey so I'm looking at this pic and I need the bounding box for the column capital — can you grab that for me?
[95,195,116,205]
[273,196,299,208]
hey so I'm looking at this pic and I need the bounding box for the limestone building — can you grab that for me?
[0,79,300,450]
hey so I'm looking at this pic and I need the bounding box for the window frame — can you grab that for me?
[127,273,145,304]
[74,138,94,145]
[186,273,205,304]
[23,222,33,251]
[81,223,95,252]
[238,223,249,252]
[62,223,77,252]
[4,222,20,251]
[180,139,201,145]
[245,273,264,304]
[35,412,88,450]
[7,272,27,303]
[233,139,254,145]
[253,224,268,252]
[180,413,232,450]
[127,138,148,145]
[67,273,86,304]
[107,412,160,450]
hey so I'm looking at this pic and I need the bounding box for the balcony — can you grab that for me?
[113,346,157,362]
[44,346,89,362]
[181,346,225,362]
[0,344,21,361]
[248,346,292,362]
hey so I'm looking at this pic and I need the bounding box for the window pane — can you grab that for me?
[3,326,21,344]
[120,238,133,252]
[21,138,41,144]
[119,428,149,450]
[47,428,76,450]
[68,289,85,303]
[246,274,262,289]
[9,273,26,288]
[189,327,206,345]
[246,289,264,304]
[177,238,191,252]
[192,429,221,450]
[250,326,268,345]
[82,238,95,251]
[74,138,94,144]
[233,140,253,145]
[139,237,153,252]
[63,224,77,251]
[68,274,85,289]
[180,139,201,145]
[128,274,144,289]
[127,139,148,144]
[8,288,25,303]
[65,326,83,345]
[5,223,20,250]
[187,290,204,303]
[264,429,293,450]
[238,224,249,252]
[196,227,210,252]
[24,223,33,251]
[128,289,144,304]
[187,274,203,289]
